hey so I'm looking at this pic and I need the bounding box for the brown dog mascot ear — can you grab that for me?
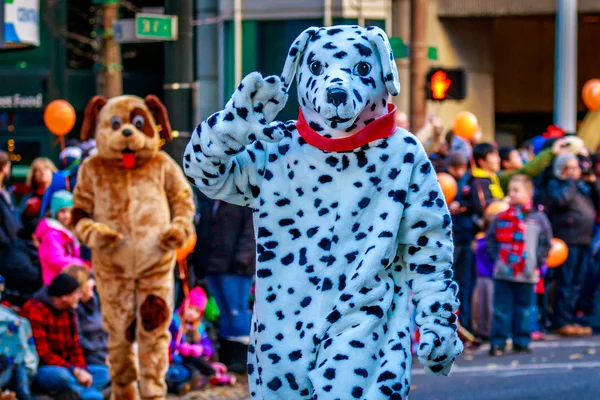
[80,96,108,141]
[145,95,173,141]
[80,95,173,142]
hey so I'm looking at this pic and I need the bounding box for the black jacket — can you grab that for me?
[194,196,256,277]
[0,189,21,253]
[450,172,475,245]
[0,238,42,307]
[469,176,500,218]
[546,178,600,246]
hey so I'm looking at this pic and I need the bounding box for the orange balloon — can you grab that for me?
[453,111,478,141]
[437,172,457,203]
[44,100,76,136]
[547,238,568,268]
[485,201,509,216]
[176,233,197,262]
[582,79,600,111]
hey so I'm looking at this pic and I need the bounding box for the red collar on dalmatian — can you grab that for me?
[296,104,397,152]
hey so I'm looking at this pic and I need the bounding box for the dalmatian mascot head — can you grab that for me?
[281,25,400,137]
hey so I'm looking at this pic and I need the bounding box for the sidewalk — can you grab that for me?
[410,334,600,400]
[167,374,250,400]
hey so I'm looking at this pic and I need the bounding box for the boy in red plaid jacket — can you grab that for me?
[485,175,552,356]
[20,274,108,399]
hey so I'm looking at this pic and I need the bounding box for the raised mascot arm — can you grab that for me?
[183,72,288,206]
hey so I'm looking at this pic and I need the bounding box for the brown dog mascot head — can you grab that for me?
[81,95,172,168]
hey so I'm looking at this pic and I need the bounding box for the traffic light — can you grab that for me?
[425,68,466,101]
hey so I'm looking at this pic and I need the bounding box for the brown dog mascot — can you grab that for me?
[72,95,195,399]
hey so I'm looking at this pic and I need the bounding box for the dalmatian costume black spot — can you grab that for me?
[184,25,463,400]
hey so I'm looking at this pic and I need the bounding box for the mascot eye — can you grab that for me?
[309,61,324,76]
[354,62,371,77]
[111,117,122,130]
[132,115,145,129]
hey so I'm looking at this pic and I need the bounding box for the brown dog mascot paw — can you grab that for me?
[72,95,195,400]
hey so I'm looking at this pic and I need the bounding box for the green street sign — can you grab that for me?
[428,46,438,60]
[135,14,178,41]
[389,37,408,59]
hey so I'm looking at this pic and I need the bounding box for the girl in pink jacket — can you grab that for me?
[35,190,88,285]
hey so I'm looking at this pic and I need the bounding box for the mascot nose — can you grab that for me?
[326,88,348,107]
[122,129,133,137]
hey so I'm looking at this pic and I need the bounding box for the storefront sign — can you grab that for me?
[0,93,43,108]
[2,0,40,48]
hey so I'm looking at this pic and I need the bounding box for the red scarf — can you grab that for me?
[496,203,531,276]
[296,104,397,152]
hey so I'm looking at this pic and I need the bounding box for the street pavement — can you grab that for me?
[170,335,600,399]
[410,335,600,400]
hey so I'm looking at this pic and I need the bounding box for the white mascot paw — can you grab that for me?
[417,326,464,376]
[212,72,288,146]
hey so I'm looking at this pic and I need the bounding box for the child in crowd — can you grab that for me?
[470,143,503,229]
[35,191,87,285]
[485,175,553,356]
[170,287,235,389]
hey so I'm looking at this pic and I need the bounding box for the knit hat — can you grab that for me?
[60,146,82,164]
[79,139,97,159]
[50,190,73,218]
[48,274,80,297]
[23,197,42,218]
[553,153,577,179]
[447,151,468,167]
[181,287,208,315]
[531,135,546,155]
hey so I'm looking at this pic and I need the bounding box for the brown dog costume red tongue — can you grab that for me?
[122,152,136,169]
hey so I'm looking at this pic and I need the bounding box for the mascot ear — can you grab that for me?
[80,96,108,141]
[364,26,400,96]
[144,95,173,141]
[280,26,320,92]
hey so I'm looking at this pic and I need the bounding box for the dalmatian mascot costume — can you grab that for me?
[184,25,463,399]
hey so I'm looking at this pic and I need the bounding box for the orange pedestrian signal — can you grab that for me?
[431,70,452,100]
[426,68,466,101]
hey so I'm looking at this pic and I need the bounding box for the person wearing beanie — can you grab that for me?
[19,275,107,400]
[546,151,600,337]
[35,191,88,286]
[61,266,111,393]
[0,211,43,307]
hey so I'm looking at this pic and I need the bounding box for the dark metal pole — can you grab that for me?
[164,0,194,165]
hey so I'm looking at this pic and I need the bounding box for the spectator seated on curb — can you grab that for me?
[19,274,108,400]
[61,266,110,396]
